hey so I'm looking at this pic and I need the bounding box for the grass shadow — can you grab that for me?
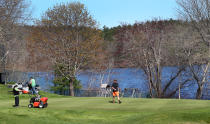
[108,100,122,104]
[108,101,117,103]
[20,105,28,108]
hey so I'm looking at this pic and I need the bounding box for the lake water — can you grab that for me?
[5,67,210,99]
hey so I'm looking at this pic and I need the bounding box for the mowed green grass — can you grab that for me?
[1,85,210,124]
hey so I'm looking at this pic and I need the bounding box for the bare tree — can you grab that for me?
[0,0,31,44]
[29,2,103,96]
[176,0,210,99]
[176,0,210,46]
[0,0,31,84]
[115,20,191,98]
[176,26,209,99]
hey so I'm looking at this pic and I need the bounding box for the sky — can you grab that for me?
[30,0,178,28]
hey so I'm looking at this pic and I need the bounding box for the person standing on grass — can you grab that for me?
[112,80,121,104]
[13,84,22,107]
[29,77,37,95]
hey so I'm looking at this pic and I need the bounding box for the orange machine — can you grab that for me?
[28,97,48,108]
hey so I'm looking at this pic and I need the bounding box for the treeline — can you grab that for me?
[102,19,194,67]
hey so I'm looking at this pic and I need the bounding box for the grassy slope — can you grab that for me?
[0,84,210,124]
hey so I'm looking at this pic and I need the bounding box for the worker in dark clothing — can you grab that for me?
[13,84,22,107]
[111,80,122,104]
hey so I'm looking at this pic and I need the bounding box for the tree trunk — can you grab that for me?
[70,81,74,96]
[147,68,154,98]
[156,63,162,98]
[196,84,203,99]
[149,81,154,98]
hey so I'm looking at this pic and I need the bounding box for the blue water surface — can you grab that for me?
[5,66,210,99]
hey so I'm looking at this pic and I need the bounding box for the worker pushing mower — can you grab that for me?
[27,77,48,108]
[28,77,38,95]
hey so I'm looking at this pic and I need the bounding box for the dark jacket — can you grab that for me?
[112,83,119,92]
[13,85,20,95]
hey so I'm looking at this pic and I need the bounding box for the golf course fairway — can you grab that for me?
[1,85,210,124]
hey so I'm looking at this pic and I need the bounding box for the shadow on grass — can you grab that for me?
[108,100,122,104]
[14,114,29,117]
[108,101,117,103]
[20,105,28,108]
[11,105,28,108]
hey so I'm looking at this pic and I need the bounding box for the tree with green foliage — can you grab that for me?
[102,26,120,41]
[51,65,82,95]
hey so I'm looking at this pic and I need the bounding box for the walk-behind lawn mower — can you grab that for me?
[28,96,48,108]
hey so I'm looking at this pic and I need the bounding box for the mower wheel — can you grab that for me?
[28,104,33,108]
[39,104,43,108]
